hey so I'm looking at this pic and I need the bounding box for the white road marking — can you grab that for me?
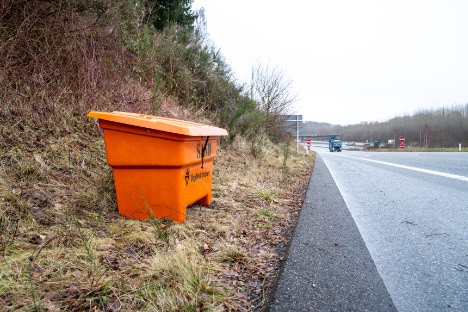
[336,154,468,182]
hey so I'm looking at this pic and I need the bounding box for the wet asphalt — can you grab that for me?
[268,154,396,312]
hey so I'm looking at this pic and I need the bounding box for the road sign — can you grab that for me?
[284,114,303,121]
[306,139,311,145]
[283,114,303,152]
[400,143,405,148]
[399,136,405,142]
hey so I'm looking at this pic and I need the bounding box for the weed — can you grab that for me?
[259,209,274,218]
[0,172,21,258]
[15,159,45,183]
[150,217,172,247]
[250,135,267,159]
[219,246,247,264]
[257,190,276,202]
[282,140,291,168]
[107,224,120,234]
[254,222,273,230]
[139,250,226,310]
[72,168,116,214]
[141,193,173,247]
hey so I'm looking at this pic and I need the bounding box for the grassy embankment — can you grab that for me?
[1,127,313,310]
[0,1,314,310]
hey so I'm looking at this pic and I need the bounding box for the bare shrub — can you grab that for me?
[250,62,297,141]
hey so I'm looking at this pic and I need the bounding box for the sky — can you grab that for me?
[192,0,468,125]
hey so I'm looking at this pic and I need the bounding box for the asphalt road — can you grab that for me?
[312,148,468,311]
[269,154,396,311]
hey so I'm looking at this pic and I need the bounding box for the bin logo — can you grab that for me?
[190,171,210,182]
[196,143,212,158]
[185,168,190,186]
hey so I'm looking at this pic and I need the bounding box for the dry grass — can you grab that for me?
[0,125,314,311]
[0,2,315,310]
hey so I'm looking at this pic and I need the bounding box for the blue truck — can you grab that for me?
[329,136,342,152]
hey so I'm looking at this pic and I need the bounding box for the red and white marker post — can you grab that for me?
[306,139,311,154]
[399,136,405,149]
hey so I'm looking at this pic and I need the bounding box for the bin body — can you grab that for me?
[87,111,227,222]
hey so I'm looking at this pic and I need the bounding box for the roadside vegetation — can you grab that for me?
[0,0,313,310]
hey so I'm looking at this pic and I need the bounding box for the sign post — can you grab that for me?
[399,136,405,149]
[284,115,303,152]
[306,138,311,154]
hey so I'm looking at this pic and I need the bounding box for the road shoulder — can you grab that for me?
[268,154,396,311]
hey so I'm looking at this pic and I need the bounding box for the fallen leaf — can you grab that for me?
[56,253,65,260]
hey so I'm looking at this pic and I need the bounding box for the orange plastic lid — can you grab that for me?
[87,111,228,136]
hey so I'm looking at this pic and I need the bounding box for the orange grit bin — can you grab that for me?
[87,111,228,223]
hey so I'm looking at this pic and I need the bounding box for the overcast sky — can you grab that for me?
[192,0,468,125]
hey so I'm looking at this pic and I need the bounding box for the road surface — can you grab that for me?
[314,148,468,311]
[270,154,396,311]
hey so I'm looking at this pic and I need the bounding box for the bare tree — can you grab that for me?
[250,62,297,139]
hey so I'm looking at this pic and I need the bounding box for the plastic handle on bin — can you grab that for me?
[201,136,210,169]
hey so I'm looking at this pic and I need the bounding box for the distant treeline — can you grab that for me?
[302,105,468,147]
